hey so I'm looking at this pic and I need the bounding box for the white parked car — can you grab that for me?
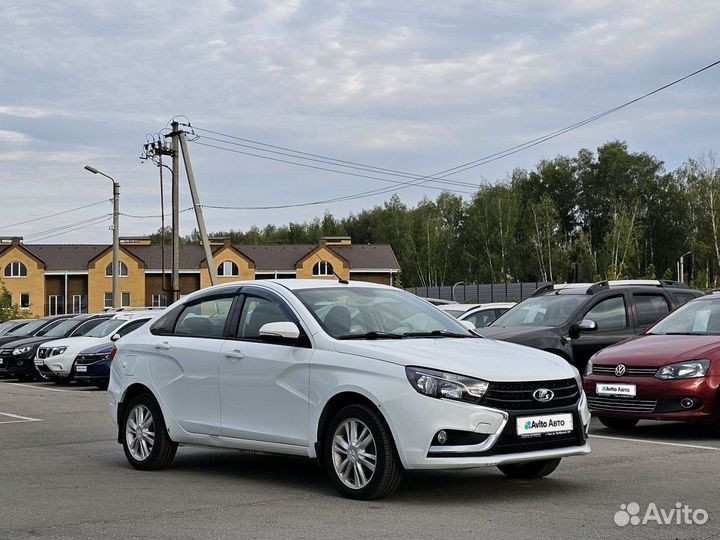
[458,302,517,328]
[36,312,157,384]
[108,280,590,499]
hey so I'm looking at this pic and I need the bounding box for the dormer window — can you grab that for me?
[106,261,129,277]
[217,261,239,277]
[313,261,333,276]
[4,261,27,277]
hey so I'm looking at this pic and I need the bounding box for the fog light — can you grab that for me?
[437,430,447,445]
[681,398,694,409]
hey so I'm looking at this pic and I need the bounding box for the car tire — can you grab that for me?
[598,416,639,430]
[323,404,403,500]
[498,458,561,479]
[121,394,177,471]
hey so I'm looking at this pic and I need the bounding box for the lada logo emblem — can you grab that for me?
[533,388,554,402]
[615,364,626,377]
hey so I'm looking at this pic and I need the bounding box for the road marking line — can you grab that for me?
[6,382,74,393]
[590,434,719,451]
[0,412,42,424]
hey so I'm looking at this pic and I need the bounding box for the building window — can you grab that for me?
[104,292,113,308]
[122,292,131,307]
[48,295,61,316]
[72,295,85,314]
[217,261,239,277]
[20,293,30,309]
[312,261,333,276]
[4,261,27,278]
[152,294,167,307]
[105,261,129,277]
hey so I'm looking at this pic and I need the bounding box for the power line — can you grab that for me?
[121,208,194,219]
[0,199,110,230]
[190,130,481,190]
[189,140,476,196]
[24,214,111,240]
[185,58,720,209]
[27,216,111,243]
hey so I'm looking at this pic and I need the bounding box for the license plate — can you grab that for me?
[34,358,44,366]
[516,413,573,437]
[596,382,636,397]
[75,365,87,373]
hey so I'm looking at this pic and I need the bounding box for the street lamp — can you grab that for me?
[679,251,692,284]
[85,165,120,309]
[451,281,465,302]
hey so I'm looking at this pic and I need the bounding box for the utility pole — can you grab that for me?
[84,165,120,308]
[170,122,181,302]
[179,131,218,285]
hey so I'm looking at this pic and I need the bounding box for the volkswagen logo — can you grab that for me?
[533,388,554,402]
[615,364,626,377]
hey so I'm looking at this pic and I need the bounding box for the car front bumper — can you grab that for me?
[74,359,111,384]
[381,388,591,470]
[584,375,720,422]
[0,352,35,378]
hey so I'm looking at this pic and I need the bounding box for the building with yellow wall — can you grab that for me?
[0,236,399,317]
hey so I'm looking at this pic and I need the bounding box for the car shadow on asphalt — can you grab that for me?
[148,448,586,503]
[592,419,719,444]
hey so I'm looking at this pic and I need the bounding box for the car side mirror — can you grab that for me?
[259,321,301,341]
[577,319,598,332]
[459,320,476,331]
[110,333,122,342]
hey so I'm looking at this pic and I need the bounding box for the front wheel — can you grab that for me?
[598,416,639,430]
[323,404,403,500]
[498,458,561,479]
[122,394,177,470]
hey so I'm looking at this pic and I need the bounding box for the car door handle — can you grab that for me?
[154,341,171,350]
[224,350,244,360]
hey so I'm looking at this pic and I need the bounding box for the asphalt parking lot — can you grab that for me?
[0,380,718,540]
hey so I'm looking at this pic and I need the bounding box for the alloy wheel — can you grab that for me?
[331,418,377,489]
[125,404,155,462]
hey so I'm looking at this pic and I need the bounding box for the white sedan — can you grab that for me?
[108,280,590,499]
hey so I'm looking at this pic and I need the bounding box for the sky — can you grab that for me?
[1,0,719,244]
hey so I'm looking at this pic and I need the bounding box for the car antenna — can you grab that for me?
[316,254,348,284]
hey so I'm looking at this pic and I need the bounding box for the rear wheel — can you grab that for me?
[323,404,403,500]
[598,416,639,430]
[122,394,177,470]
[498,458,561,479]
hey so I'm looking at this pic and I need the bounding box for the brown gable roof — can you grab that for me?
[8,243,399,272]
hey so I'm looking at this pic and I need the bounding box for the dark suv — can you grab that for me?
[478,280,704,372]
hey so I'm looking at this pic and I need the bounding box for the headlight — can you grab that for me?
[655,360,710,380]
[584,358,594,377]
[405,366,489,403]
[51,347,67,356]
[12,345,33,356]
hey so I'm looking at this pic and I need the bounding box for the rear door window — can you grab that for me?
[633,294,670,326]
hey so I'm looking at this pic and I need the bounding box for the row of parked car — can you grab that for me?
[0,310,161,388]
[461,280,718,433]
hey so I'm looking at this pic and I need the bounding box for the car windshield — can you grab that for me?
[649,299,720,335]
[7,318,49,335]
[43,319,81,338]
[85,319,128,338]
[491,295,587,327]
[293,286,474,339]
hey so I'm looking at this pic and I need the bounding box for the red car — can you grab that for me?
[583,295,720,431]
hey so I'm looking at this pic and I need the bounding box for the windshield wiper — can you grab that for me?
[402,330,473,338]
[337,331,404,340]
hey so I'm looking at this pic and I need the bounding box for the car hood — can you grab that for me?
[78,342,114,356]
[595,334,720,367]
[0,336,50,350]
[38,336,108,353]
[333,337,575,382]
[0,334,34,347]
[476,325,556,342]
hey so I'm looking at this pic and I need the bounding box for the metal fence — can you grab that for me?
[406,282,550,303]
